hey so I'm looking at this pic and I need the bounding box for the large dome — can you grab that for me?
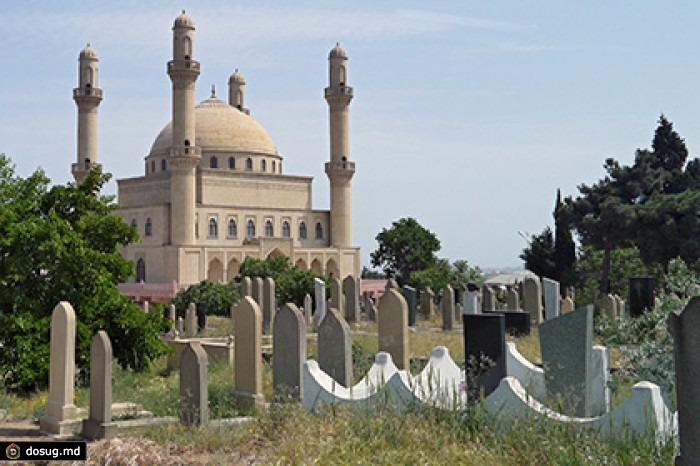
[149,97,278,156]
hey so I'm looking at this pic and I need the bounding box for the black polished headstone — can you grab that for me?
[403,286,417,327]
[629,276,654,317]
[196,302,207,331]
[484,310,531,336]
[463,313,506,399]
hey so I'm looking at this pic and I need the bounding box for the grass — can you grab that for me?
[0,314,676,464]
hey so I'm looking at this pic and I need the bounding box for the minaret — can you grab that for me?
[167,11,201,246]
[228,69,249,114]
[324,43,355,247]
[72,44,103,184]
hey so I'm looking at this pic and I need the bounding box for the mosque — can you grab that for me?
[70,11,360,286]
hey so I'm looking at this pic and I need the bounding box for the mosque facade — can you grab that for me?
[71,11,360,285]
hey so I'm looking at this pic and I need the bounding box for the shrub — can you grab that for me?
[171,280,240,318]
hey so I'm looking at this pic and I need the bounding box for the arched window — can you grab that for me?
[299,222,307,239]
[208,218,218,237]
[246,220,255,238]
[150,160,155,173]
[145,218,153,237]
[265,220,274,237]
[228,157,235,169]
[315,222,323,239]
[136,258,146,282]
[161,159,167,171]
[183,36,192,58]
[210,156,218,169]
[282,221,290,238]
[228,219,237,238]
[272,161,276,173]
[130,218,137,229]
[246,158,253,171]
[261,159,267,172]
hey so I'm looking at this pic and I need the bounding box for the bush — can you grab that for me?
[171,280,240,318]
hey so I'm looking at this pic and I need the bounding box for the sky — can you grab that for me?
[2,1,700,270]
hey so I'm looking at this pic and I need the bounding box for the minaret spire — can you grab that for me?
[324,43,355,247]
[72,43,103,184]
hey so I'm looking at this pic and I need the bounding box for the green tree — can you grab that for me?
[553,189,577,289]
[519,227,557,280]
[238,255,322,306]
[408,259,483,293]
[171,280,240,317]
[370,217,440,286]
[0,157,169,392]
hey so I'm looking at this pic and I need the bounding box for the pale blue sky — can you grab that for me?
[2,1,700,269]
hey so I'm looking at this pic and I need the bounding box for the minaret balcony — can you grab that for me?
[324,85,354,98]
[167,59,201,73]
[325,160,355,180]
[73,87,103,99]
[169,146,202,158]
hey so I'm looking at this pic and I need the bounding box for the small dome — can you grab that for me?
[174,10,194,28]
[229,69,245,85]
[329,43,348,59]
[79,43,97,60]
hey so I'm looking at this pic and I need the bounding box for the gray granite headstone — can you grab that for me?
[240,276,252,298]
[420,287,434,318]
[542,278,560,321]
[669,296,700,464]
[629,276,654,317]
[331,277,344,316]
[273,304,307,399]
[262,277,276,334]
[343,275,360,322]
[179,341,209,425]
[364,293,377,321]
[303,293,313,325]
[463,291,479,315]
[313,278,327,331]
[539,305,594,417]
[318,308,353,387]
[506,288,519,310]
[441,285,455,330]
[252,277,263,306]
[522,277,542,325]
[403,285,417,327]
[481,285,496,312]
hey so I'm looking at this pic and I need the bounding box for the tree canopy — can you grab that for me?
[0,156,169,392]
[238,255,323,306]
[370,217,440,286]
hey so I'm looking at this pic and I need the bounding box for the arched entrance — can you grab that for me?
[208,258,224,283]
[326,258,339,278]
[227,258,240,281]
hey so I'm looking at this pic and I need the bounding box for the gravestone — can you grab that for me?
[331,277,344,316]
[233,297,264,410]
[385,278,399,290]
[542,278,561,321]
[484,310,530,336]
[318,308,353,387]
[482,285,496,312]
[273,304,307,399]
[506,288,519,310]
[143,301,149,313]
[343,275,360,322]
[403,285,417,327]
[420,287,434,318]
[196,302,207,331]
[616,296,626,317]
[463,313,506,398]
[40,302,78,435]
[303,293,313,325]
[523,277,542,325]
[364,293,377,321]
[262,277,276,334]
[378,289,410,370]
[539,305,594,417]
[668,296,700,464]
[176,316,184,334]
[167,304,176,322]
[240,276,252,297]
[82,331,117,439]
[629,276,654,317]
[441,285,455,330]
[602,294,616,317]
[185,303,197,338]
[179,341,209,425]
[313,278,327,330]
[252,276,263,306]
[560,297,575,314]
[463,291,479,315]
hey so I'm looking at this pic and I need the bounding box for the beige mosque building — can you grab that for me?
[71,11,360,285]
